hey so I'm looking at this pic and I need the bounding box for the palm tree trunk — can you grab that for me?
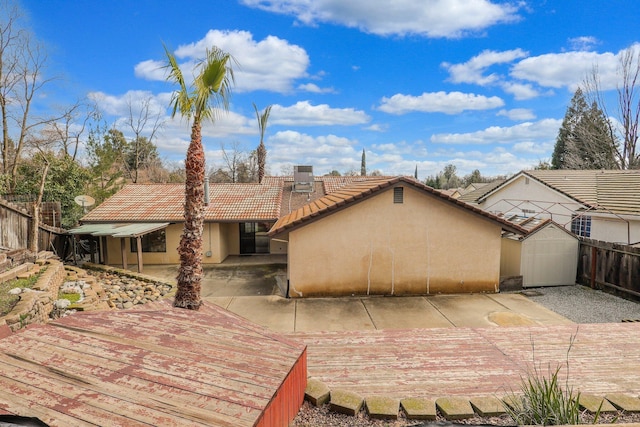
[257,141,266,183]
[174,121,205,309]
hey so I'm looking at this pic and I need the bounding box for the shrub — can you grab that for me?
[504,331,584,425]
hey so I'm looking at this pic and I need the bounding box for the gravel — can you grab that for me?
[520,285,640,323]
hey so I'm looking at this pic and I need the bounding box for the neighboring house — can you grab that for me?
[461,170,640,245]
[70,174,391,271]
[269,176,525,297]
[501,217,579,288]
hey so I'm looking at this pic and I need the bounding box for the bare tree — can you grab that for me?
[124,95,164,183]
[583,46,640,169]
[24,128,58,253]
[0,1,58,190]
[218,141,257,183]
[41,100,98,161]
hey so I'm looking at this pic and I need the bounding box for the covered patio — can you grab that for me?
[68,222,170,273]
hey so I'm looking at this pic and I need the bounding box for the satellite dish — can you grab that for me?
[74,195,95,208]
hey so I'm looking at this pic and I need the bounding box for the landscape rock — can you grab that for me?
[54,299,71,309]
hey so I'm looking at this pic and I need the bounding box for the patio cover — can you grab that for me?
[67,223,170,272]
[68,222,170,238]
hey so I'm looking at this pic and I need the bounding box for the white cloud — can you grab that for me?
[443,48,528,85]
[297,83,336,93]
[510,50,618,90]
[568,36,599,52]
[89,90,168,117]
[378,91,504,115]
[497,108,536,121]
[431,118,561,144]
[241,0,521,38]
[136,30,310,93]
[512,140,553,155]
[271,101,370,126]
[134,60,165,81]
[267,130,360,174]
[500,81,541,100]
[365,123,387,132]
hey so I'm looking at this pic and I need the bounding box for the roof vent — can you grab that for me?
[293,165,314,192]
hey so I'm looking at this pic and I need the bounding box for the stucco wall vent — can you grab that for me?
[393,187,404,204]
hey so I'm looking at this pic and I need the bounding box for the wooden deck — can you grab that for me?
[0,301,307,427]
[292,323,640,400]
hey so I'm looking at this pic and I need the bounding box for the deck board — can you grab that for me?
[291,323,640,399]
[0,301,307,427]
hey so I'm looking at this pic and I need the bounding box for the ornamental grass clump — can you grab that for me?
[504,330,585,426]
[505,364,581,425]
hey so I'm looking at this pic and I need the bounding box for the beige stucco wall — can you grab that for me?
[103,222,237,266]
[500,237,522,277]
[285,184,503,297]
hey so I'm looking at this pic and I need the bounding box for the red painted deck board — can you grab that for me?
[0,301,307,427]
[291,323,640,400]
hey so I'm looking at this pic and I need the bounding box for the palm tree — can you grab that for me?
[164,44,235,309]
[253,103,272,183]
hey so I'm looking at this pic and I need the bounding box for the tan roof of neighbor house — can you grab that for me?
[269,176,528,237]
[81,182,283,223]
[479,170,640,216]
[458,179,506,204]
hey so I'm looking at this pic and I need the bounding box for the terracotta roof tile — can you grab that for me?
[81,182,282,223]
[269,177,527,236]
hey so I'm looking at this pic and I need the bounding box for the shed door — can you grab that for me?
[521,226,578,287]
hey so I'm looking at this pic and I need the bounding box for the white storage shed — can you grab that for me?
[501,219,579,288]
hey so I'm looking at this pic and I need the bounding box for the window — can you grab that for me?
[131,229,166,252]
[571,215,591,237]
[393,187,404,204]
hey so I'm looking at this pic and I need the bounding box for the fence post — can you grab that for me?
[590,245,597,289]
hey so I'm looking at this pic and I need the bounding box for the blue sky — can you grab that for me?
[19,0,640,178]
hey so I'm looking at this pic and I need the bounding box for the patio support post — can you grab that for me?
[136,236,143,273]
[120,238,128,270]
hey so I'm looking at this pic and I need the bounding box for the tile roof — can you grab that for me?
[83,176,394,224]
[81,182,283,223]
[458,179,506,204]
[522,170,640,216]
[269,176,528,237]
[271,175,398,216]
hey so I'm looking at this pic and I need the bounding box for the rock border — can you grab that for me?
[304,377,640,422]
[1,261,175,333]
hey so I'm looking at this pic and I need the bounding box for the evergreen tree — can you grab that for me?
[552,88,618,170]
[361,148,366,176]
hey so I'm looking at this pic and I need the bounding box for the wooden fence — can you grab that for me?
[577,238,640,301]
[0,198,68,258]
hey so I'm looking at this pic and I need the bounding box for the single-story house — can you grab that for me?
[459,170,640,245]
[69,174,391,271]
[500,217,579,288]
[269,176,526,297]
